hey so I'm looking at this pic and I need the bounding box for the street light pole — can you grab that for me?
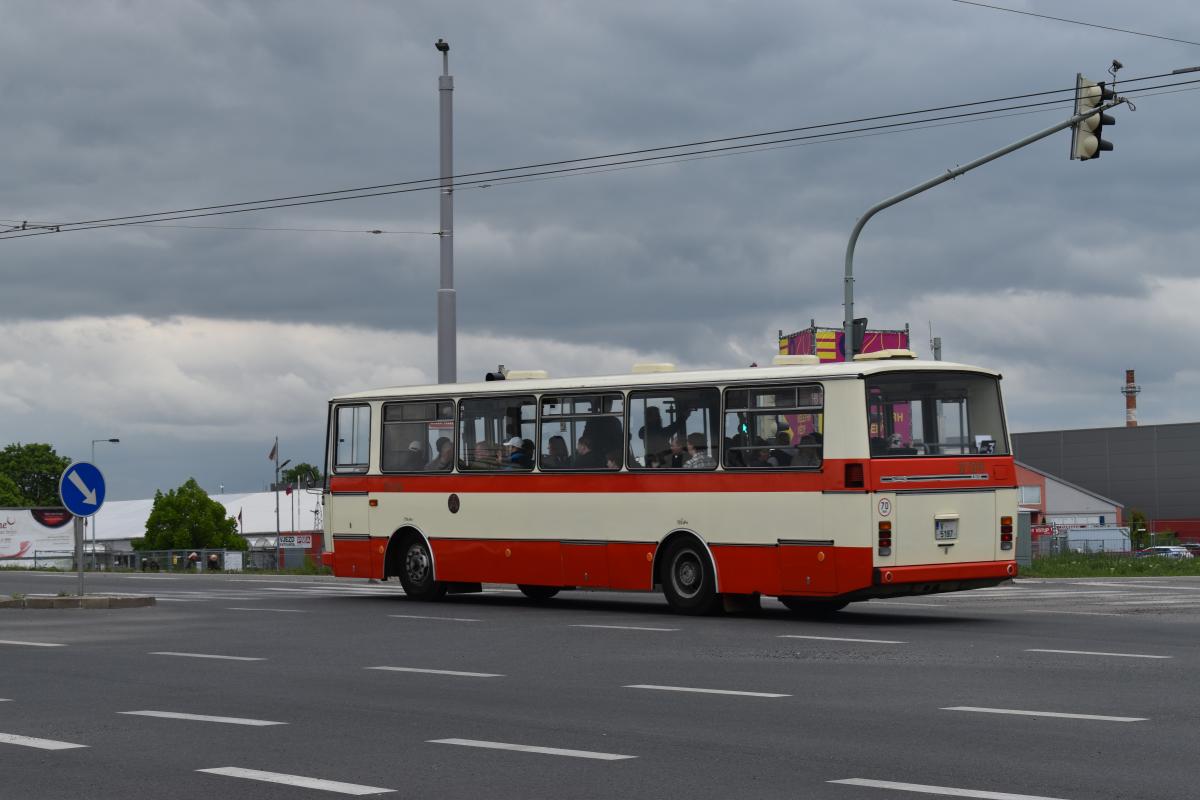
[435,37,456,384]
[842,98,1126,360]
[89,438,119,569]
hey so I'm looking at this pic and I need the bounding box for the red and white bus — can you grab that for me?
[322,352,1018,614]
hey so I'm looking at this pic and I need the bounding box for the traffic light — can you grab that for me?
[1070,73,1115,160]
[851,317,867,355]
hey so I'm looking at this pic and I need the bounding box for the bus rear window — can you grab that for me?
[865,372,1009,457]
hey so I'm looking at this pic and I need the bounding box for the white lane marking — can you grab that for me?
[0,639,66,647]
[569,624,680,631]
[198,767,393,795]
[829,777,1071,799]
[869,600,946,608]
[942,706,1145,722]
[0,732,87,750]
[0,699,9,702]
[120,711,286,726]
[154,598,203,603]
[1106,598,1200,606]
[149,652,265,661]
[114,576,180,580]
[387,614,480,623]
[780,634,906,644]
[624,684,790,698]
[366,666,503,678]
[1024,610,1121,617]
[225,607,310,613]
[1026,648,1171,660]
[428,738,635,760]
[1076,581,1200,591]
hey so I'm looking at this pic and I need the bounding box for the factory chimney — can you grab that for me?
[1121,369,1141,427]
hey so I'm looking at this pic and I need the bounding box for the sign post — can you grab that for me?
[58,462,107,597]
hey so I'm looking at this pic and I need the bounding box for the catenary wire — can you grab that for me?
[948,0,1200,47]
[2,70,1185,233]
[3,75,1197,241]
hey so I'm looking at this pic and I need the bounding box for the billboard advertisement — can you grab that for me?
[779,325,910,363]
[0,508,75,566]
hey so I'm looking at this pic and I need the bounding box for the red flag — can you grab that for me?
[237,509,243,524]
[268,440,277,461]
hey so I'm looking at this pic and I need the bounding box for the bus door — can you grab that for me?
[326,403,373,577]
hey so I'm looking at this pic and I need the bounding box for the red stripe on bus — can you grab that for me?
[328,456,1017,495]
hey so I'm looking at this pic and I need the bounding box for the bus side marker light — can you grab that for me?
[844,463,865,489]
[369,499,378,507]
[817,551,825,562]
[646,552,653,562]
[505,548,512,558]
[378,545,385,554]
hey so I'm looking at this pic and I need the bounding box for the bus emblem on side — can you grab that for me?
[448,494,461,514]
[878,498,892,517]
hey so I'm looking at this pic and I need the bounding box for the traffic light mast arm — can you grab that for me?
[842,98,1125,359]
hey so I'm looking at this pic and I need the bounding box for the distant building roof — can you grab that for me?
[90,490,322,542]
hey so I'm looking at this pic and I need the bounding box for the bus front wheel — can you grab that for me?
[661,538,720,615]
[778,597,848,616]
[398,536,446,601]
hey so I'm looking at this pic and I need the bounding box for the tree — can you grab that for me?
[134,478,247,551]
[282,462,322,489]
[0,473,24,507]
[0,443,71,506]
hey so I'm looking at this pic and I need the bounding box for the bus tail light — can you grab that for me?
[1000,516,1013,550]
[845,462,864,489]
[878,521,892,556]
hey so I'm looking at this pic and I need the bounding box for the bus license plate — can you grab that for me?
[935,519,958,540]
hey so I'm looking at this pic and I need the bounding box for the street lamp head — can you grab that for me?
[279,459,292,469]
[109,438,120,443]
[435,38,449,52]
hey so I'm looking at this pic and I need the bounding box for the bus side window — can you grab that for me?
[381,400,455,472]
[458,395,536,472]
[628,388,719,470]
[333,404,371,473]
[723,384,823,470]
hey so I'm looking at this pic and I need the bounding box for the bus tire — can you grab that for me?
[517,585,560,602]
[397,535,445,601]
[778,597,848,616]
[661,538,720,615]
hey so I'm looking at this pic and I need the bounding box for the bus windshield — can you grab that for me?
[865,371,1009,457]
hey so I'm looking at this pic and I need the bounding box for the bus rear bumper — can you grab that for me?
[839,560,1018,600]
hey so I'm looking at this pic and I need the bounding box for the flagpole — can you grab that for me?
[273,436,280,567]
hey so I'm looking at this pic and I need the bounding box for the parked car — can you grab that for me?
[1134,546,1194,559]
[1181,543,1200,557]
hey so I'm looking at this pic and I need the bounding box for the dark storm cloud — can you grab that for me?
[2,0,1199,495]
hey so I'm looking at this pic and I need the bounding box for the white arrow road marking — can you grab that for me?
[67,470,97,505]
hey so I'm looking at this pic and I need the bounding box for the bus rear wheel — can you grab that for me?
[778,597,848,616]
[517,585,560,602]
[397,536,445,601]
[661,538,720,615]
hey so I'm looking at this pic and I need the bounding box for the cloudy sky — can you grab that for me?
[2,1,1198,500]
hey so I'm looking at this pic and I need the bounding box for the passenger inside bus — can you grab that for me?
[683,433,716,469]
[426,437,453,471]
[572,434,606,469]
[543,435,570,468]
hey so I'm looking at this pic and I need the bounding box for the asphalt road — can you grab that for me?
[2,571,1198,800]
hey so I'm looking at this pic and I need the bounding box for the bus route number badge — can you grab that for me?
[877,498,892,517]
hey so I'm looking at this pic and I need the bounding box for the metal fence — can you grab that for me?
[1,548,293,572]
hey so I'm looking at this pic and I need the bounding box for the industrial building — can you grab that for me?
[1013,422,1200,539]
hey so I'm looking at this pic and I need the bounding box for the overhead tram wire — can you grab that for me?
[3,73,1198,242]
[0,98,1097,240]
[948,0,1200,48]
[3,70,1184,233]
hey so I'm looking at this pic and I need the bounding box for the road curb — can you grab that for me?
[4,595,156,609]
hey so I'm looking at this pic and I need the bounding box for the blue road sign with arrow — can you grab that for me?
[59,462,107,518]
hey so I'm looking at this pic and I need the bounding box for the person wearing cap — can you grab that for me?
[504,436,531,469]
[400,440,424,469]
